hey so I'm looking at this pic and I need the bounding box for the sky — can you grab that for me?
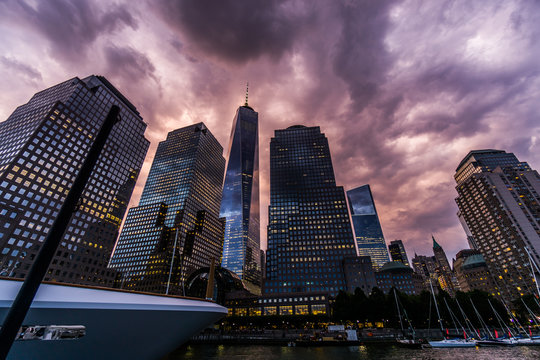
[1,0,540,262]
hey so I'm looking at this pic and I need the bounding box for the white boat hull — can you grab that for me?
[428,339,476,348]
[0,279,227,360]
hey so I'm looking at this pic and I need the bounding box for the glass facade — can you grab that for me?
[388,239,409,267]
[346,185,390,270]
[264,125,357,296]
[109,123,226,295]
[220,105,261,292]
[455,149,540,301]
[0,76,149,286]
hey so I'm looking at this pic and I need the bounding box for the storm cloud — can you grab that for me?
[1,0,540,260]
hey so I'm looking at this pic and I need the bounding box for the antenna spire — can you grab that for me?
[244,82,249,107]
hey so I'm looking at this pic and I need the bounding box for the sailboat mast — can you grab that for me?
[430,280,445,333]
[393,288,405,335]
[525,246,540,298]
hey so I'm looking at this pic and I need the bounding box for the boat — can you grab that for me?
[426,281,476,348]
[428,338,476,348]
[0,277,228,360]
[477,338,517,347]
[392,288,423,348]
[396,338,423,349]
[516,336,540,346]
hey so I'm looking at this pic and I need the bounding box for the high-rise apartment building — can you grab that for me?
[455,149,540,300]
[220,102,260,293]
[264,125,357,296]
[388,239,410,267]
[109,123,225,295]
[0,76,149,286]
[346,185,390,270]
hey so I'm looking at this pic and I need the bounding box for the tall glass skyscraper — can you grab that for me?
[110,123,225,295]
[388,239,409,267]
[264,125,357,296]
[346,185,390,270]
[0,76,149,286]
[220,102,261,293]
[455,149,540,301]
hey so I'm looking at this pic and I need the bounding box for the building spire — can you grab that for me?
[432,234,441,249]
[244,82,249,107]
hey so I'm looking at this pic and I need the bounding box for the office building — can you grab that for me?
[455,149,540,300]
[346,185,390,270]
[432,236,459,295]
[388,239,410,267]
[453,249,497,294]
[264,125,357,296]
[220,100,261,293]
[412,253,438,291]
[109,123,225,295]
[343,256,377,295]
[0,76,149,286]
[375,261,423,295]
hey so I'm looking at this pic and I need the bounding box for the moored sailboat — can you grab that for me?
[427,282,476,348]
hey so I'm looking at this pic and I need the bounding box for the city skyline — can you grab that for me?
[1,1,540,260]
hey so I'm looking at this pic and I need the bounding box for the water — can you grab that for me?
[164,344,540,360]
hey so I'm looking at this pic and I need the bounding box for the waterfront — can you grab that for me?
[164,344,540,360]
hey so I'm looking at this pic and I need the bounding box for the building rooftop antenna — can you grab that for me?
[244,82,249,107]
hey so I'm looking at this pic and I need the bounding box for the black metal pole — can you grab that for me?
[0,105,120,359]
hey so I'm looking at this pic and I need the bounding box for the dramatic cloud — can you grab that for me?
[0,56,42,81]
[154,0,313,64]
[1,0,540,261]
[0,0,137,62]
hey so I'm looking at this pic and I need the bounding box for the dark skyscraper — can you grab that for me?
[0,76,149,286]
[389,239,410,267]
[264,125,357,296]
[220,99,260,293]
[346,185,390,270]
[109,123,225,295]
[455,149,540,300]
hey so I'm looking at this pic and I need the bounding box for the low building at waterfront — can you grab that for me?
[375,261,423,295]
[225,292,330,317]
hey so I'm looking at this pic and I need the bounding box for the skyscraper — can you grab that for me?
[109,123,225,295]
[432,236,458,295]
[264,125,357,296]
[346,185,390,270]
[412,253,438,291]
[455,149,540,300]
[220,100,260,293]
[0,76,149,286]
[388,239,410,267]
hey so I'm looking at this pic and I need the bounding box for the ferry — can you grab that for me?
[0,278,227,360]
